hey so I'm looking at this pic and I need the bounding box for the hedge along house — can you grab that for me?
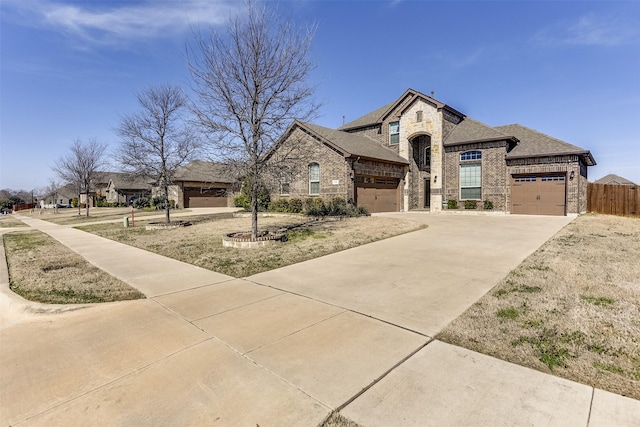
[271,88,596,215]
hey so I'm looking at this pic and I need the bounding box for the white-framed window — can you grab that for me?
[460,151,482,200]
[309,163,320,195]
[279,171,290,195]
[389,121,400,145]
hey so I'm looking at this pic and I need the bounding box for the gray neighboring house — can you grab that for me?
[270,88,596,215]
[594,174,636,186]
[168,161,239,208]
[103,173,152,205]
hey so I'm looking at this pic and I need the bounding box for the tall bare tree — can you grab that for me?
[188,2,318,240]
[53,138,107,217]
[116,84,199,224]
[45,179,63,213]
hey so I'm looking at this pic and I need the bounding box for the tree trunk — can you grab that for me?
[164,184,171,224]
[85,190,90,217]
[251,176,258,241]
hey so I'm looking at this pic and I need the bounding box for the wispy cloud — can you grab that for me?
[533,12,639,47]
[4,0,239,48]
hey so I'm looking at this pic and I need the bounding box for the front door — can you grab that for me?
[424,178,430,208]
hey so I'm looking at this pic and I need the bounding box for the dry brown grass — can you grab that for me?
[80,214,424,278]
[0,216,27,228]
[3,230,145,304]
[438,214,640,400]
[18,207,175,225]
[320,412,362,427]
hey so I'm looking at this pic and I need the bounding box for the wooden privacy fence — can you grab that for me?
[587,183,639,217]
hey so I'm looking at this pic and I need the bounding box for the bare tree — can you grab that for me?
[45,179,63,213]
[116,84,199,224]
[188,1,318,240]
[53,139,107,217]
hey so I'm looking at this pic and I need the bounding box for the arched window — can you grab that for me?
[309,163,320,195]
[424,147,431,167]
[460,151,482,200]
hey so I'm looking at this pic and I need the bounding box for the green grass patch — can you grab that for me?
[496,307,520,320]
[580,295,615,306]
[593,361,624,375]
[512,328,573,370]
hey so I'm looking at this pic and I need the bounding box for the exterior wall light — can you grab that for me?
[570,170,575,180]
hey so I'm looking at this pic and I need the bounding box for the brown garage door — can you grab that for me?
[355,177,400,213]
[184,188,228,208]
[511,175,566,215]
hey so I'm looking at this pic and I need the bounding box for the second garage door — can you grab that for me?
[355,177,400,213]
[183,188,228,208]
[511,174,566,215]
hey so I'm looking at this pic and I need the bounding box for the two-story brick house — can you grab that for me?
[270,88,596,215]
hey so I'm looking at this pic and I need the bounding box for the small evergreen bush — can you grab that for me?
[484,200,494,210]
[464,200,478,209]
[447,199,458,209]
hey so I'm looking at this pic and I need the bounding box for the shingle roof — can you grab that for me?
[594,174,636,185]
[444,117,514,146]
[338,88,462,131]
[109,173,153,190]
[173,161,238,183]
[497,124,596,165]
[339,101,396,130]
[299,122,409,164]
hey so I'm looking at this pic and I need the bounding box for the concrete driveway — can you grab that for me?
[2,213,638,425]
[249,213,574,337]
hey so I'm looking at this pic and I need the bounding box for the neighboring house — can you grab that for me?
[168,161,240,208]
[103,173,152,205]
[594,174,636,186]
[39,184,75,208]
[270,88,596,215]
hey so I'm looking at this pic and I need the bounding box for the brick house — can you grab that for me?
[166,161,240,208]
[270,88,596,215]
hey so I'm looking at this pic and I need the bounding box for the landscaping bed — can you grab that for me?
[437,214,640,400]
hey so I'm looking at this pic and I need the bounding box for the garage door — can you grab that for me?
[184,188,228,208]
[355,177,399,213]
[511,175,566,215]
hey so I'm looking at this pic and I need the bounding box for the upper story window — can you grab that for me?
[416,110,423,122]
[460,150,482,161]
[389,121,400,145]
[309,163,320,195]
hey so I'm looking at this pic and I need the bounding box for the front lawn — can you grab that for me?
[437,214,640,400]
[79,214,425,278]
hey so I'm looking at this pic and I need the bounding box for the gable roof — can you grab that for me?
[173,161,238,183]
[108,173,152,190]
[594,174,636,185]
[339,88,463,131]
[496,124,596,165]
[296,121,408,165]
[444,117,517,146]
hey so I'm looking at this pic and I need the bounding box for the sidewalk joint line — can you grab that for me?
[335,338,434,413]
[586,387,595,426]
[244,278,431,338]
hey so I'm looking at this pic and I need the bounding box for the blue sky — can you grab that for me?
[1,0,639,191]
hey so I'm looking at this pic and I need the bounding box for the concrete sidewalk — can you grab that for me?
[1,213,638,426]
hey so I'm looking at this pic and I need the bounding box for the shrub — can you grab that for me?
[152,196,169,210]
[305,198,328,216]
[327,197,348,216]
[303,197,368,217]
[269,198,291,212]
[133,197,151,209]
[288,198,303,213]
[447,199,458,209]
[235,179,270,211]
[464,200,478,209]
[72,197,78,208]
[484,200,494,210]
